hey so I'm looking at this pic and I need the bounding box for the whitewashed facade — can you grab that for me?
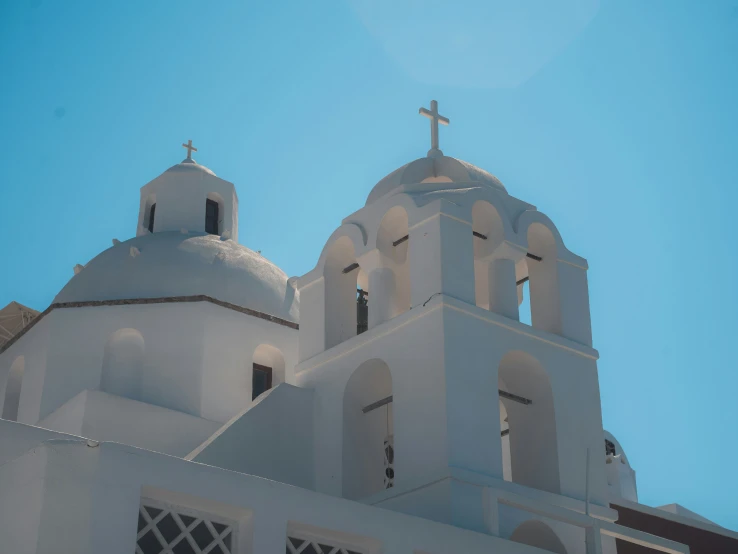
[0,115,729,554]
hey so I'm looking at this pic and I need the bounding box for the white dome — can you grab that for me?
[164,158,216,176]
[55,232,298,323]
[367,155,506,205]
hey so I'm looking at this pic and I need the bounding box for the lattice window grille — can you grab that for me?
[383,434,394,489]
[286,536,363,554]
[136,499,236,554]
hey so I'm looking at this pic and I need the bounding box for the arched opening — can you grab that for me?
[147,203,156,233]
[509,520,567,554]
[498,351,560,493]
[472,201,508,313]
[101,328,145,400]
[324,236,361,349]
[374,206,410,324]
[524,223,561,334]
[206,192,224,236]
[143,194,156,233]
[251,344,285,400]
[2,356,25,421]
[342,359,393,500]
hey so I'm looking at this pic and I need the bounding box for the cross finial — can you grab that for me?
[181,139,198,161]
[419,100,449,158]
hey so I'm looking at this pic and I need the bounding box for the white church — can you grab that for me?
[1,102,735,554]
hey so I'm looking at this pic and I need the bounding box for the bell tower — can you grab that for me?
[137,141,239,240]
[294,102,607,545]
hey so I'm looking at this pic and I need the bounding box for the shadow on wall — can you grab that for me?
[2,355,25,421]
[101,329,145,401]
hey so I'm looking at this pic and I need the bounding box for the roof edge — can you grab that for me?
[0,295,299,355]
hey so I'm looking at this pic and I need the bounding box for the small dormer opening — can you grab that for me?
[205,198,220,235]
[147,203,156,233]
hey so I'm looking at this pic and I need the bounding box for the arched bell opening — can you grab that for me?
[498,350,560,494]
[373,206,411,324]
[517,222,561,334]
[471,201,514,317]
[342,359,394,500]
[324,236,361,349]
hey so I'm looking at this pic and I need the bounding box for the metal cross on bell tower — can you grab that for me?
[181,139,198,161]
[419,100,450,158]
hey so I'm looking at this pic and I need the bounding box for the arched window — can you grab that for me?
[509,520,567,554]
[147,203,156,233]
[252,344,285,400]
[143,194,156,234]
[498,351,560,494]
[2,356,25,421]
[101,328,145,400]
[205,198,220,235]
[343,359,393,499]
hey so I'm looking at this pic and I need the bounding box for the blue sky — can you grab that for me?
[1,0,737,530]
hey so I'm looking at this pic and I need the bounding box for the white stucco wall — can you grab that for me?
[190,383,314,489]
[0,432,574,554]
[0,302,297,427]
[38,389,221,457]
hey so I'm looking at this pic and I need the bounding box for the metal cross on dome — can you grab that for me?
[419,100,449,158]
[182,139,198,160]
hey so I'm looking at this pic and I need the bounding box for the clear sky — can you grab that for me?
[1,0,737,530]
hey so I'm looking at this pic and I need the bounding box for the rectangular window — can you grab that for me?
[252,363,273,400]
[205,199,220,235]
[136,499,236,554]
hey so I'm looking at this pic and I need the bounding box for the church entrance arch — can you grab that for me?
[342,359,393,500]
[498,350,560,493]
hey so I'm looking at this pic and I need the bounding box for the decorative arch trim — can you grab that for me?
[298,224,367,288]
[515,210,587,269]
